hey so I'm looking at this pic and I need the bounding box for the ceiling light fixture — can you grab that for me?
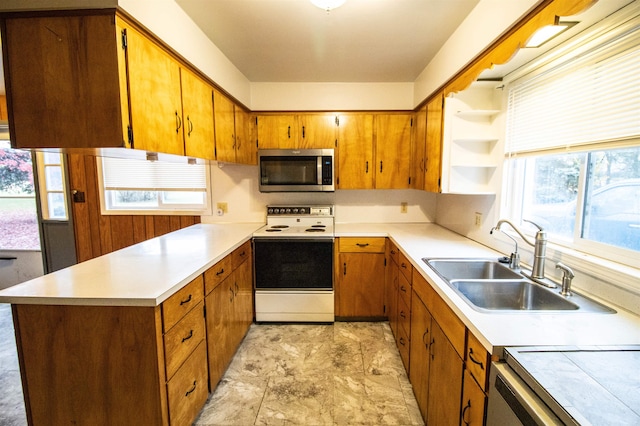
[310,0,346,12]
[525,20,578,48]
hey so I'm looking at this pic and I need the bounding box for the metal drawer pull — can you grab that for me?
[468,348,485,370]
[399,311,405,319]
[422,329,429,348]
[185,380,197,397]
[180,294,192,305]
[461,400,471,426]
[401,262,407,269]
[399,337,405,346]
[400,285,406,292]
[181,330,193,343]
[356,243,369,247]
[175,111,182,133]
[216,268,225,276]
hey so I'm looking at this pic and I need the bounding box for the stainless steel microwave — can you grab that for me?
[258,149,335,192]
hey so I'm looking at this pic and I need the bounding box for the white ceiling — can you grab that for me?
[175,0,481,82]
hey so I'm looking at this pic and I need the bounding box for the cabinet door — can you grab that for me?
[299,114,336,149]
[181,68,215,160]
[427,321,463,426]
[213,90,236,162]
[235,108,257,165]
[234,259,253,341]
[4,15,127,149]
[409,292,432,422]
[205,275,235,388]
[411,105,427,190]
[338,252,385,317]
[257,115,298,149]
[425,93,443,193]
[127,25,184,156]
[461,369,486,426]
[337,114,374,189]
[375,114,411,189]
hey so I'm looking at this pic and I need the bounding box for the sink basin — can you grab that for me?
[450,280,579,311]
[423,258,615,314]
[424,258,523,281]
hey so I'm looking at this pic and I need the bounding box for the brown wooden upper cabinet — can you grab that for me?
[256,113,336,149]
[425,93,444,193]
[337,114,374,189]
[375,114,412,189]
[1,12,219,160]
[214,90,256,164]
[411,105,427,191]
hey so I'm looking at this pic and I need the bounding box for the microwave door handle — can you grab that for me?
[317,156,323,185]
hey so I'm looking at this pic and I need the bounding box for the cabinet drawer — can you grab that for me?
[466,332,489,391]
[163,275,204,332]
[398,251,412,282]
[461,369,487,426]
[164,301,205,379]
[339,237,386,253]
[204,255,232,295]
[387,240,399,265]
[396,319,410,372]
[167,341,208,426]
[397,291,411,339]
[232,240,252,269]
[398,272,412,310]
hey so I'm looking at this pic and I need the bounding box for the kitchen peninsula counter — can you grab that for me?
[336,222,640,354]
[0,223,263,306]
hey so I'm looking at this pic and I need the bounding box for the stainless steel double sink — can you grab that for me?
[423,258,615,313]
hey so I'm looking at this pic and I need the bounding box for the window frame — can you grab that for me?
[96,157,212,216]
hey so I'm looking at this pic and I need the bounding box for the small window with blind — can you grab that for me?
[503,7,640,267]
[97,157,211,215]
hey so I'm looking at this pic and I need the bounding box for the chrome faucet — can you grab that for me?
[491,219,548,281]
[490,226,520,270]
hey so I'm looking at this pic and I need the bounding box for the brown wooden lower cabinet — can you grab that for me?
[409,289,432,421]
[336,237,386,318]
[461,369,487,426]
[204,241,253,389]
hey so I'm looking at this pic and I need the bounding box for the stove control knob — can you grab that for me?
[285,208,292,213]
[274,208,280,214]
[293,208,299,213]
[267,208,273,214]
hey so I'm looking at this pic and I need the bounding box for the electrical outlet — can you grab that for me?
[400,202,408,213]
[217,202,228,214]
[474,212,482,227]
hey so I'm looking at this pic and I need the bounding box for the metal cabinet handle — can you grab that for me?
[287,126,291,138]
[180,294,192,305]
[468,348,485,370]
[399,337,406,346]
[429,338,435,359]
[401,262,408,269]
[461,400,471,426]
[422,329,430,349]
[229,287,234,302]
[216,268,225,276]
[400,285,407,293]
[365,161,369,173]
[187,115,193,136]
[399,311,406,319]
[343,262,347,275]
[356,243,369,248]
[175,111,182,133]
[302,125,305,138]
[380,161,383,173]
[185,381,197,397]
[181,329,194,343]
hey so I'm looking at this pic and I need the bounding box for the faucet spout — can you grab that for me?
[492,219,548,280]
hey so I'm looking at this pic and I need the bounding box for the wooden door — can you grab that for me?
[126,25,184,156]
[338,252,385,317]
[411,105,427,190]
[299,114,336,148]
[205,275,235,389]
[213,90,236,162]
[337,114,374,189]
[409,292,432,421]
[235,108,257,165]
[234,259,254,340]
[181,68,215,160]
[257,115,298,149]
[4,15,127,149]
[427,320,463,426]
[375,114,411,189]
[425,93,444,193]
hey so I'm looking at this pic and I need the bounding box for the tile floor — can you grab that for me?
[0,303,423,426]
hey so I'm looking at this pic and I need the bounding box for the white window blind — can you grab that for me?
[102,157,207,191]
[506,22,640,155]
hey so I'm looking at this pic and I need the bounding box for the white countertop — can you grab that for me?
[2,221,638,354]
[336,222,640,354]
[0,223,263,307]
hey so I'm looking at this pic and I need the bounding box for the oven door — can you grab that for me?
[253,238,334,290]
